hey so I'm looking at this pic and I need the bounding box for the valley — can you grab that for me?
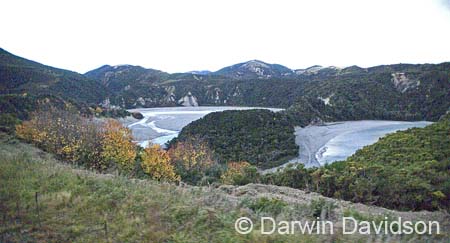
[2,0,450,241]
[124,107,433,171]
[0,47,449,242]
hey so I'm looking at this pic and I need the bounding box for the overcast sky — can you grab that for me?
[1,0,450,73]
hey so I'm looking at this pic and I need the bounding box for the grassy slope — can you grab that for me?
[1,135,448,242]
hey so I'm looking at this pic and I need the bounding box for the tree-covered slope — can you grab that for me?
[170,109,298,169]
[85,64,170,93]
[0,49,130,132]
[2,47,449,125]
[333,113,450,210]
[84,58,450,124]
[264,114,450,211]
[285,63,450,125]
[0,48,108,104]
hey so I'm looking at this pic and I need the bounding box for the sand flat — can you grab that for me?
[264,120,432,173]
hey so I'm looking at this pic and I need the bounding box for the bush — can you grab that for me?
[15,108,136,173]
[141,144,179,182]
[101,119,137,172]
[220,161,258,185]
[168,137,216,185]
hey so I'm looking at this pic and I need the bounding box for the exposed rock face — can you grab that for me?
[131,112,144,119]
[136,97,145,106]
[318,94,333,106]
[309,117,324,126]
[164,86,176,103]
[242,60,270,77]
[391,72,420,93]
[100,97,121,109]
[178,92,198,106]
[100,98,111,108]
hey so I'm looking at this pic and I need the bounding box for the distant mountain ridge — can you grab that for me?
[1,47,449,127]
[214,60,294,79]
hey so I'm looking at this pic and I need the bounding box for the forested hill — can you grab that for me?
[0,48,120,132]
[1,47,449,127]
[285,63,450,125]
[0,48,108,104]
[170,109,298,169]
[86,59,450,124]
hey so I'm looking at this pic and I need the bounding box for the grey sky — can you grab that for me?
[1,0,450,73]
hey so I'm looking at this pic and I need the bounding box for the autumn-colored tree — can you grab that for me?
[76,121,104,170]
[15,107,139,173]
[168,137,216,184]
[141,144,180,182]
[220,161,258,185]
[16,120,43,143]
[168,140,213,170]
[15,107,84,163]
[100,119,137,172]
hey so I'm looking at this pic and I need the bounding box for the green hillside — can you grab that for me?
[0,48,108,104]
[85,58,450,125]
[264,114,450,211]
[0,49,132,131]
[2,47,449,126]
[286,63,450,125]
[1,135,447,242]
[171,109,298,169]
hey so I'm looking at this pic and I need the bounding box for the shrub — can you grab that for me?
[221,161,257,185]
[141,144,180,182]
[100,119,137,172]
[168,137,216,184]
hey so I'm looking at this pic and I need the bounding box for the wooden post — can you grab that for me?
[104,220,109,242]
[35,192,41,228]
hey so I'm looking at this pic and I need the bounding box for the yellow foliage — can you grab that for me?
[101,119,137,171]
[15,121,35,142]
[15,108,138,171]
[168,139,214,172]
[141,144,180,182]
[221,161,251,185]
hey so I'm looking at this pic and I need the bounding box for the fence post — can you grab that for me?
[35,192,41,228]
[104,220,109,242]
